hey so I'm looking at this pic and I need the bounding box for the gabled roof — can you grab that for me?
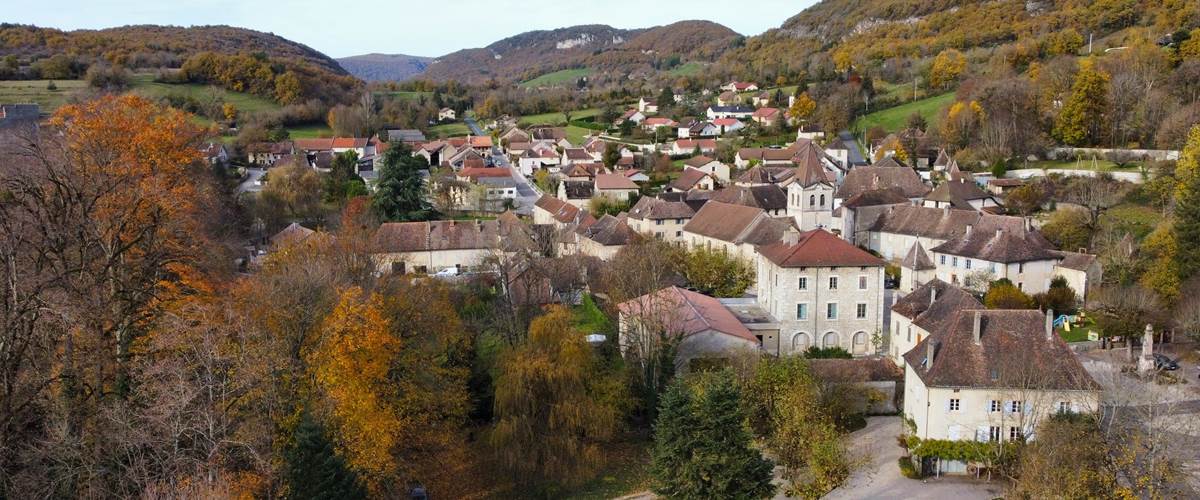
[868,205,1022,241]
[617,286,756,342]
[871,156,910,169]
[752,107,781,118]
[929,219,1059,263]
[387,129,426,142]
[1053,251,1098,271]
[578,214,635,246]
[904,309,1099,391]
[332,137,368,149]
[564,148,592,160]
[670,167,713,191]
[294,138,336,151]
[933,148,952,167]
[683,201,793,246]
[627,196,695,221]
[712,118,740,126]
[892,279,983,333]
[757,229,885,268]
[561,181,594,200]
[534,194,583,224]
[684,155,719,168]
[946,158,974,182]
[925,178,993,209]
[594,173,639,190]
[708,185,787,212]
[841,188,911,209]
[270,222,315,248]
[643,117,678,127]
[459,167,513,180]
[902,241,936,271]
[709,105,754,113]
[373,218,532,253]
[736,165,794,185]
[836,166,930,199]
[674,139,717,150]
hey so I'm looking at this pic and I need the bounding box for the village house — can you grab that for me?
[796,123,824,141]
[751,107,782,127]
[711,117,745,134]
[928,218,1062,294]
[246,141,294,166]
[593,173,640,202]
[371,216,532,275]
[855,205,1001,260]
[678,120,721,139]
[455,167,518,212]
[667,167,716,193]
[785,149,837,231]
[835,164,932,208]
[721,81,759,92]
[706,105,755,120]
[623,168,650,183]
[575,214,636,260]
[617,109,647,126]
[683,155,730,183]
[638,97,659,114]
[717,91,739,107]
[200,142,230,165]
[1051,251,1102,301]
[561,147,593,166]
[414,141,450,166]
[626,196,695,243]
[986,178,1025,196]
[682,201,793,262]
[923,178,1002,211]
[709,185,789,217]
[439,107,456,121]
[830,188,911,244]
[903,308,1100,475]
[533,194,589,227]
[756,228,887,356]
[751,91,772,107]
[618,286,761,372]
[557,180,595,208]
[889,279,982,365]
[670,138,717,156]
[385,129,427,145]
[642,117,678,132]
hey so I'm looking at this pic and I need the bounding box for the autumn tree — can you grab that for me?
[678,247,755,297]
[1174,126,1200,280]
[489,306,620,492]
[1041,208,1094,251]
[984,280,1036,309]
[651,372,775,499]
[788,91,816,122]
[602,141,621,169]
[262,160,325,223]
[929,49,967,90]
[1013,413,1118,498]
[1053,58,1109,146]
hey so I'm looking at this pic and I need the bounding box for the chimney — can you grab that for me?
[930,286,938,306]
[965,224,973,237]
[1045,309,1054,340]
[973,311,982,345]
[1024,217,1032,233]
[782,227,800,246]
[996,227,1004,239]
[926,341,936,367]
[942,206,950,217]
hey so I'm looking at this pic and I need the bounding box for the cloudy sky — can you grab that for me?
[10,0,816,58]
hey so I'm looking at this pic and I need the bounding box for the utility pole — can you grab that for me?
[1088,33,1093,55]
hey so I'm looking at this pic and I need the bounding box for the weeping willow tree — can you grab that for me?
[489,306,622,494]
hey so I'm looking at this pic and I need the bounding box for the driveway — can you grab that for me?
[823,416,1005,500]
[237,167,265,194]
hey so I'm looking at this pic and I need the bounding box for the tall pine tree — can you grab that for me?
[651,372,776,499]
[286,410,368,500]
[372,142,433,221]
[1053,58,1109,146]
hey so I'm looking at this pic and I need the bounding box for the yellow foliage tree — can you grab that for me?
[930,48,967,89]
[788,92,816,121]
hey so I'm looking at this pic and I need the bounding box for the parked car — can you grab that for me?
[1152,353,1179,371]
[433,267,460,277]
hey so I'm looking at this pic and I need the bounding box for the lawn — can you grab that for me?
[668,61,706,77]
[0,79,88,111]
[1058,316,1098,343]
[1026,159,1141,172]
[428,122,471,138]
[564,125,596,145]
[1099,203,1160,240]
[561,438,652,500]
[374,90,431,101]
[854,91,955,133]
[518,107,601,126]
[572,295,611,334]
[285,123,333,138]
[520,68,593,88]
[128,73,281,114]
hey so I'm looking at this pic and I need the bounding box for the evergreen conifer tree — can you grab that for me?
[286,411,368,500]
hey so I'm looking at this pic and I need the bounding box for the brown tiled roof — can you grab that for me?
[562,181,594,200]
[752,107,781,118]
[904,309,1099,391]
[792,142,835,187]
[902,241,936,271]
[373,218,531,253]
[736,165,794,185]
[332,137,368,149]
[683,201,793,246]
[868,205,989,240]
[988,178,1025,187]
[617,286,756,342]
[675,139,717,150]
[925,178,993,209]
[628,196,695,221]
[670,167,713,191]
[892,279,983,334]
[841,188,911,209]
[534,194,583,224]
[758,229,884,268]
[564,148,592,160]
[836,166,930,200]
[684,155,717,168]
[294,138,335,151]
[709,185,787,212]
[930,220,1059,263]
[247,141,294,155]
[808,358,903,382]
[530,127,566,141]
[1053,251,1097,271]
[578,214,635,246]
[595,173,639,190]
[871,156,910,169]
[933,149,951,167]
[270,222,315,248]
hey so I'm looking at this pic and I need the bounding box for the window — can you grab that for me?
[1018,262,1025,273]
[1058,401,1071,413]
[940,255,946,265]
[1018,282,1024,290]
[965,259,972,269]
[656,219,663,225]
[949,398,961,411]
[676,218,684,224]
[1009,400,1023,413]
[826,302,838,319]
[1009,427,1023,441]
[829,277,838,290]
[819,194,826,206]
[990,400,1002,412]
[952,257,958,267]
[796,303,808,320]
[675,231,682,237]
[989,426,1002,442]
[858,276,867,290]
[798,277,808,290]
[809,195,815,206]
[775,275,779,286]
[906,326,912,342]
[856,303,867,319]
[990,263,997,272]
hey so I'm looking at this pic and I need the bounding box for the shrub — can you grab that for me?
[898,457,922,479]
[803,346,853,359]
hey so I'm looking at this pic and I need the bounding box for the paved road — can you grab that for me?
[824,416,1005,500]
[237,168,266,194]
[466,117,539,214]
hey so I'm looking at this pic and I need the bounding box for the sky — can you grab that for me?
[8,0,816,58]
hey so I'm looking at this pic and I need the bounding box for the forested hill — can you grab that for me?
[719,0,1198,82]
[0,24,361,104]
[418,21,741,84]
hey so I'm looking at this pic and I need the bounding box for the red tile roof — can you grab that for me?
[594,173,639,190]
[294,138,335,151]
[459,167,513,179]
[332,137,368,149]
[757,229,885,268]
[618,286,756,342]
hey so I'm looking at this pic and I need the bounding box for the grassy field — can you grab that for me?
[520,68,592,88]
[854,91,955,133]
[428,122,471,138]
[1025,159,1143,172]
[668,61,706,77]
[1099,203,1160,240]
[518,107,602,126]
[564,125,596,144]
[285,123,333,138]
[127,74,281,114]
[0,79,88,110]
[562,439,652,499]
[374,90,432,101]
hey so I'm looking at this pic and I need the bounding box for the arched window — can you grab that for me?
[792,332,810,353]
[809,195,815,206]
[852,331,868,355]
[822,331,839,349]
[820,194,826,206]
